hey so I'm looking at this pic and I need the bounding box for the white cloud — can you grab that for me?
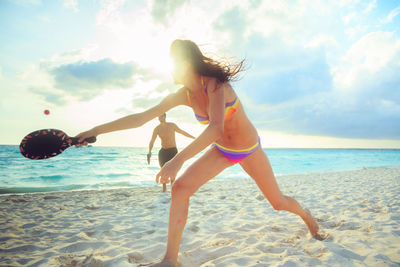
[96,0,126,32]
[37,15,51,23]
[381,5,400,24]
[19,44,158,106]
[42,45,101,69]
[8,0,41,6]
[216,0,346,52]
[314,31,400,138]
[343,12,357,24]
[345,25,369,39]
[150,0,190,25]
[244,1,301,41]
[4,0,400,142]
[29,86,66,106]
[305,34,339,49]
[363,0,376,14]
[338,0,360,8]
[50,59,140,91]
[63,0,79,13]
[334,31,400,89]
[92,0,243,79]
[17,64,53,88]
[346,32,398,70]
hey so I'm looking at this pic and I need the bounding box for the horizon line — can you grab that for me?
[1,144,400,150]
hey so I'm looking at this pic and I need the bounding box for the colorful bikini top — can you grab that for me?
[186,77,240,125]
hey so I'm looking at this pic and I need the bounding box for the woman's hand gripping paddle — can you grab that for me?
[20,129,96,160]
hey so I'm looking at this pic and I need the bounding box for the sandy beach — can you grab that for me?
[1,167,399,266]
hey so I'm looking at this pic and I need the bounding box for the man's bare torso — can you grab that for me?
[156,122,177,149]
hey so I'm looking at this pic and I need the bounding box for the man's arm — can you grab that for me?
[174,124,195,139]
[147,127,158,164]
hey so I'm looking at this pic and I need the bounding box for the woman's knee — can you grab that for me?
[171,178,192,199]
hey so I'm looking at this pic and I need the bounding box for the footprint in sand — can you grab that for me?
[84,206,100,210]
[361,225,374,233]
[338,222,360,231]
[116,193,130,198]
[323,220,341,229]
[85,231,96,237]
[256,194,264,201]
[161,199,170,204]
[201,210,213,215]
[10,198,28,203]
[43,196,60,200]
[315,216,329,223]
[127,252,144,263]
[305,247,329,258]
[22,223,36,229]
[271,226,283,232]
[187,225,200,232]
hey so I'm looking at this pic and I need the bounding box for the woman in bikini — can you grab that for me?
[76,39,320,267]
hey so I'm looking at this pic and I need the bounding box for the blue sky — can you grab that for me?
[1,0,400,148]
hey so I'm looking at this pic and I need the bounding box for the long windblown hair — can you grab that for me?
[170,39,246,84]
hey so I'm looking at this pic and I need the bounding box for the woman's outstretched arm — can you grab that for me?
[76,88,186,142]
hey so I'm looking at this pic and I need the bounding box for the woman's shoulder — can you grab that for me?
[202,76,221,92]
[203,76,233,94]
[174,86,191,106]
[176,86,189,94]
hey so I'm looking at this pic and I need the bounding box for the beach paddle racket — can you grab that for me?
[20,129,96,160]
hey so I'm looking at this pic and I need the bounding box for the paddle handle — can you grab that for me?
[70,136,97,145]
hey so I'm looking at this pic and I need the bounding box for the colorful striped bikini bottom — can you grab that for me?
[213,137,261,164]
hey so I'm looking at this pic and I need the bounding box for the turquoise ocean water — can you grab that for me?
[0,145,399,194]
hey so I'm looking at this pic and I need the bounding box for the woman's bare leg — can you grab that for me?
[240,147,319,237]
[161,147,233,266]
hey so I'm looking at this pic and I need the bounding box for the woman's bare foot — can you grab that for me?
[303,209,320,238]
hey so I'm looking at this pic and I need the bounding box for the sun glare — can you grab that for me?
[148,49,174,78]
[122,35,175,79]
[99,3,221,81]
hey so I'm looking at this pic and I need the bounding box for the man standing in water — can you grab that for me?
[147,113,195,192]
